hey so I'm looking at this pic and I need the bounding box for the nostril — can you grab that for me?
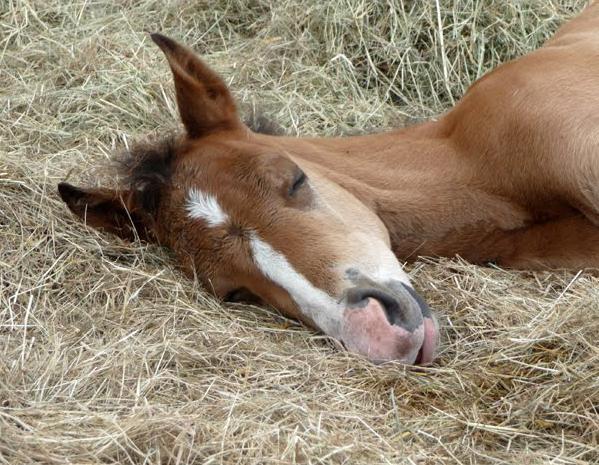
[367,290,402,326]
[345,287,402,326]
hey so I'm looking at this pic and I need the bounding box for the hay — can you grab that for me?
[1,0,597,463]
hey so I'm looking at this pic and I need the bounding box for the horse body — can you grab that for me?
[257,4,599,269]
[58,3,599,365]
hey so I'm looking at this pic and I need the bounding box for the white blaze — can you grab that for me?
[183,187,411,338]
[186,188,229,227]
[249,233,342,337]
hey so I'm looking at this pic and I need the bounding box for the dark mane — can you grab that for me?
[244,112,285,135]
[116,113,283,211]
[117,135,178,212]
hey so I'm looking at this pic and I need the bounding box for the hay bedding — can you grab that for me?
[0,0,597,463]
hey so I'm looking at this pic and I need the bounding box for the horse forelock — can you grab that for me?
[116,135,178,212]
[114,113,281,212]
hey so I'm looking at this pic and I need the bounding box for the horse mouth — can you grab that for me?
[340,290,439,365]
[414,315,439,365]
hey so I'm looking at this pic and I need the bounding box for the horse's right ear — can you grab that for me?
[150,33,243,138]
[58,182,154,242]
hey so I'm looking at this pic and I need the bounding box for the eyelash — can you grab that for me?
[289,170,307,196]
[224,288,260,304]
[224,289,245,302]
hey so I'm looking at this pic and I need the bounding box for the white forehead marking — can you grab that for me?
[249,233,342,337]
[186,188,229,227]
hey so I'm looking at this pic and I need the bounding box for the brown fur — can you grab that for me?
[59,4,599,330]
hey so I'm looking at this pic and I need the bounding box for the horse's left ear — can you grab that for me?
[58,182,155,242]
[150,32,243,138]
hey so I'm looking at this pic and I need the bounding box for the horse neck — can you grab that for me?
[265,119,466,224]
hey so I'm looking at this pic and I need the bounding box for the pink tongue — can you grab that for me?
[418,317,438,365]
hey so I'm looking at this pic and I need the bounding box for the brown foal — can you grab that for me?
[59,3,599,365]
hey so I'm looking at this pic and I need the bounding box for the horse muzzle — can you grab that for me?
[339,284,439,365]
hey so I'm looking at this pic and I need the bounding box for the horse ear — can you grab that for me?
[150,33,243,138]
[58,182,155,242]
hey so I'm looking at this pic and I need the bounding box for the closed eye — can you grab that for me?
[224,288,262,305]
[288,170,307,197]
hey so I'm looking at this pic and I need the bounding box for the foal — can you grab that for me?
[59,3,599,365]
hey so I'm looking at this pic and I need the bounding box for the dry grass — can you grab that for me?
[1,0,598,463]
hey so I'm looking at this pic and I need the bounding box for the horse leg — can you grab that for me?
[493,215,599,269]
